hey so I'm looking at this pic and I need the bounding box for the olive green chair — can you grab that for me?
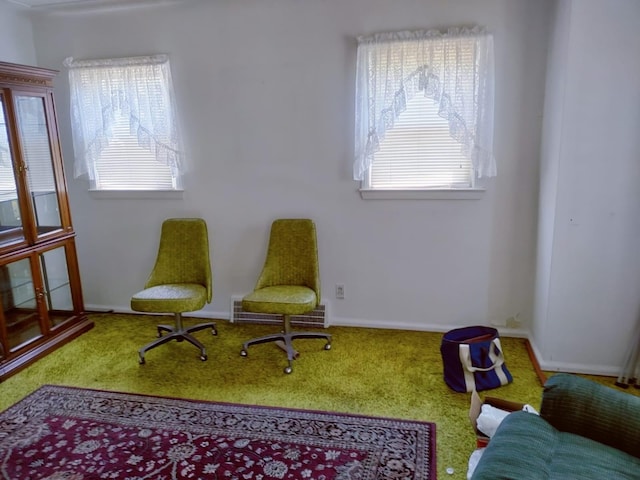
[131,218,216,364]
[240,219,332,373]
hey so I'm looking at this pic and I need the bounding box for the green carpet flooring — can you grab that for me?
[0,313,633,479]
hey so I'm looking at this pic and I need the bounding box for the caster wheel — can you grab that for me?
[240,349,248,357]
[200,354,208,361]
[211,329,218,336]
[139,356,146,365]
[284,366,292,374]
[324,343,332,350]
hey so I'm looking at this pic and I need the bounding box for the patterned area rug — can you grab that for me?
[0,385,436,479]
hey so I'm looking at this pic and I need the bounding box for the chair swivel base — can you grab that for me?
[241,330,332,374]
[138,313,217,364]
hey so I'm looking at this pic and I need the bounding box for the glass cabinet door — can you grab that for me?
[39,245,73,328]
[14,94,62,239]
[0,96,25,248]
[0,257,41,352]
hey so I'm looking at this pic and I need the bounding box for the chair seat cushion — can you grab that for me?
[242,285,317,315]
[130,284,207,313]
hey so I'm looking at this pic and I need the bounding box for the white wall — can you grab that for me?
[0,2,36,65]
[534,0,640,374]
[25,1,552,336]
[533,0,570,367]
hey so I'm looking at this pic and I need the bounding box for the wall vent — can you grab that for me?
[230,296,327,328]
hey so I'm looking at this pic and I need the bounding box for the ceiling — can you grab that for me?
[6,0,170,9]
[10,0,111,6]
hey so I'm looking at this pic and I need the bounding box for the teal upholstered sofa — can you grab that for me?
[471,373,640,479]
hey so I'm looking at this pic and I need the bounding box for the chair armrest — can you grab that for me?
[540,373,640,459]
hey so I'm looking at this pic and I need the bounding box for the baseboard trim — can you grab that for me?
[525,339,547,385]
[328,316,531,337]
[523,335,621,377]
[537,361,621,377]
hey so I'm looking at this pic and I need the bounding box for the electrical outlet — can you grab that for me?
[335,283,345,299]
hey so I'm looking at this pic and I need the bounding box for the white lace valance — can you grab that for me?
[354,27,496,181]
[65,54,183,180]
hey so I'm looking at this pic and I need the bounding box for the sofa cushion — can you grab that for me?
[471,411,640,480]
[541,373,640,458]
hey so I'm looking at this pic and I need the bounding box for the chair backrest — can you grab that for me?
[145,218,212,302]
[255,219,320,300]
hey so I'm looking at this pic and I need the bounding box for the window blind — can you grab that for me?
[93,112,175,190]
[369,94,472,189]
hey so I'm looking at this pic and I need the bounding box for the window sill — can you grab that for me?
[89,189,184,200]
[359,188,485,200]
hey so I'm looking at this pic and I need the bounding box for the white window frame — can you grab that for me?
[354,28,495,200]
[65,55,184,195]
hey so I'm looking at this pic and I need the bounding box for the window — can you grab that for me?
[354,28,496,196]
[65,55,183,191]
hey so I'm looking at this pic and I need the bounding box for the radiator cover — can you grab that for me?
[230,296,327,328]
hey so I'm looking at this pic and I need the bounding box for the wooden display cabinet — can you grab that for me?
[0,61,92,381]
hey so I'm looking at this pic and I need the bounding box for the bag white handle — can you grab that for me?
[459,339,505,372]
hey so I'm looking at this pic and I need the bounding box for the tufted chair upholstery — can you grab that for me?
[240,219,331,373]
[131,218,216,364]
